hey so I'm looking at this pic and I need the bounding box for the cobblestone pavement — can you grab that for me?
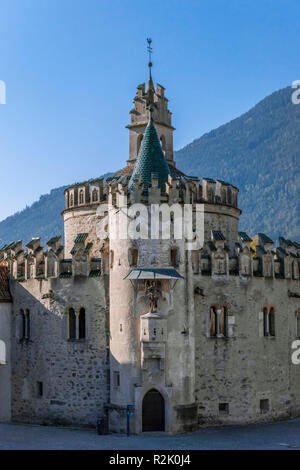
[0,418,300,450]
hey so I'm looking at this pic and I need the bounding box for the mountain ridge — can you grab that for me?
[174,86,299,242]
[0,86,299,247]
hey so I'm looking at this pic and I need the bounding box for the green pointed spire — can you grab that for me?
[129,117,170,192]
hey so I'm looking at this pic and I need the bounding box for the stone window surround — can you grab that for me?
[219,402,229,415]
[262,304,276,338]
[66,307,86,341]
[19,308,30,342]
[296,308,300,338]
[208,303,230,339]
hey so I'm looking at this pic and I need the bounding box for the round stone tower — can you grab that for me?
[106,98,200,432]
[60,61,241,433]
[62,179,105,258]
[105,64,241,432]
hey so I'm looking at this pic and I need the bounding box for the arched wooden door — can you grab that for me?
[142,389,165,432]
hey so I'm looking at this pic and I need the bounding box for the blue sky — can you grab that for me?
[0,0,299,220]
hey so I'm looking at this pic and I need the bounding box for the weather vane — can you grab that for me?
[147,38,153,68]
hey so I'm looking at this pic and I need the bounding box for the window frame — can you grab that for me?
[67,307,86,341]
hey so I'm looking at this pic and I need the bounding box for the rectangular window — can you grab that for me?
[263,308,269,336]
[219,403,229,415]
[132,249,138,267]
[219,307,228,337]
[260,399,269,413]
[79,308,86,339]
[210,306,228,338]
[37,381,43,398]
[210,307,217,337]
[25,310,30,340]
[68,308,76,339]
[170,249,178,267]
[297,314,300,338]
[269,308,275,337]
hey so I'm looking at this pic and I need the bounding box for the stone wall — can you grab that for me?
[203,204,240,252]
[10,275,109,427]
[193,275,300,425]
[63,207,102,258]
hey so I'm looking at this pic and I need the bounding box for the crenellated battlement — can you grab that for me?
[104,174,240,209]
[191,231,300,280]
[61,171,241,253]
[1,230,299,283]
[0,233,102,282]
[63,178,106,213]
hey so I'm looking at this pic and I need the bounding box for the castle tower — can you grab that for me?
[107,106,198,433]
[126,47,175,165]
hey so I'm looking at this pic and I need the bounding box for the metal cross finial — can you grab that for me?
[147,38,153,68]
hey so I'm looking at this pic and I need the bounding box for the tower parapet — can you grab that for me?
[126,78,175,163]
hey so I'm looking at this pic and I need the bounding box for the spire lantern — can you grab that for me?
[126,39,175,164]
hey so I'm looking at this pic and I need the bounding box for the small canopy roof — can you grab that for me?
[124,268,184,280]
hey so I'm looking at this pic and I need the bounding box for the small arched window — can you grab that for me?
[79,308,86,339]
[137,134,144,155]
[160,135,166,155]
[20,309,25,340]
[269,308,275,337]
[263,306,276,337]
[67,308,86,340]
[70,193,74,206]
[128,247,138,267]
[25,309,30,340]
[220,306,228,337]
[208,188,214,202]
[210,306,228,338]
[210,307,217,337]
[111,192,117,206]
[132,248,138,267]
[68,308,76,339]
[296,312,300,338]
[92,189,98,202]
[263,307,269,336]
[227,187,232,205]
[170,248,178,267]
[221,188,227,204]
[79,190,84,204]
